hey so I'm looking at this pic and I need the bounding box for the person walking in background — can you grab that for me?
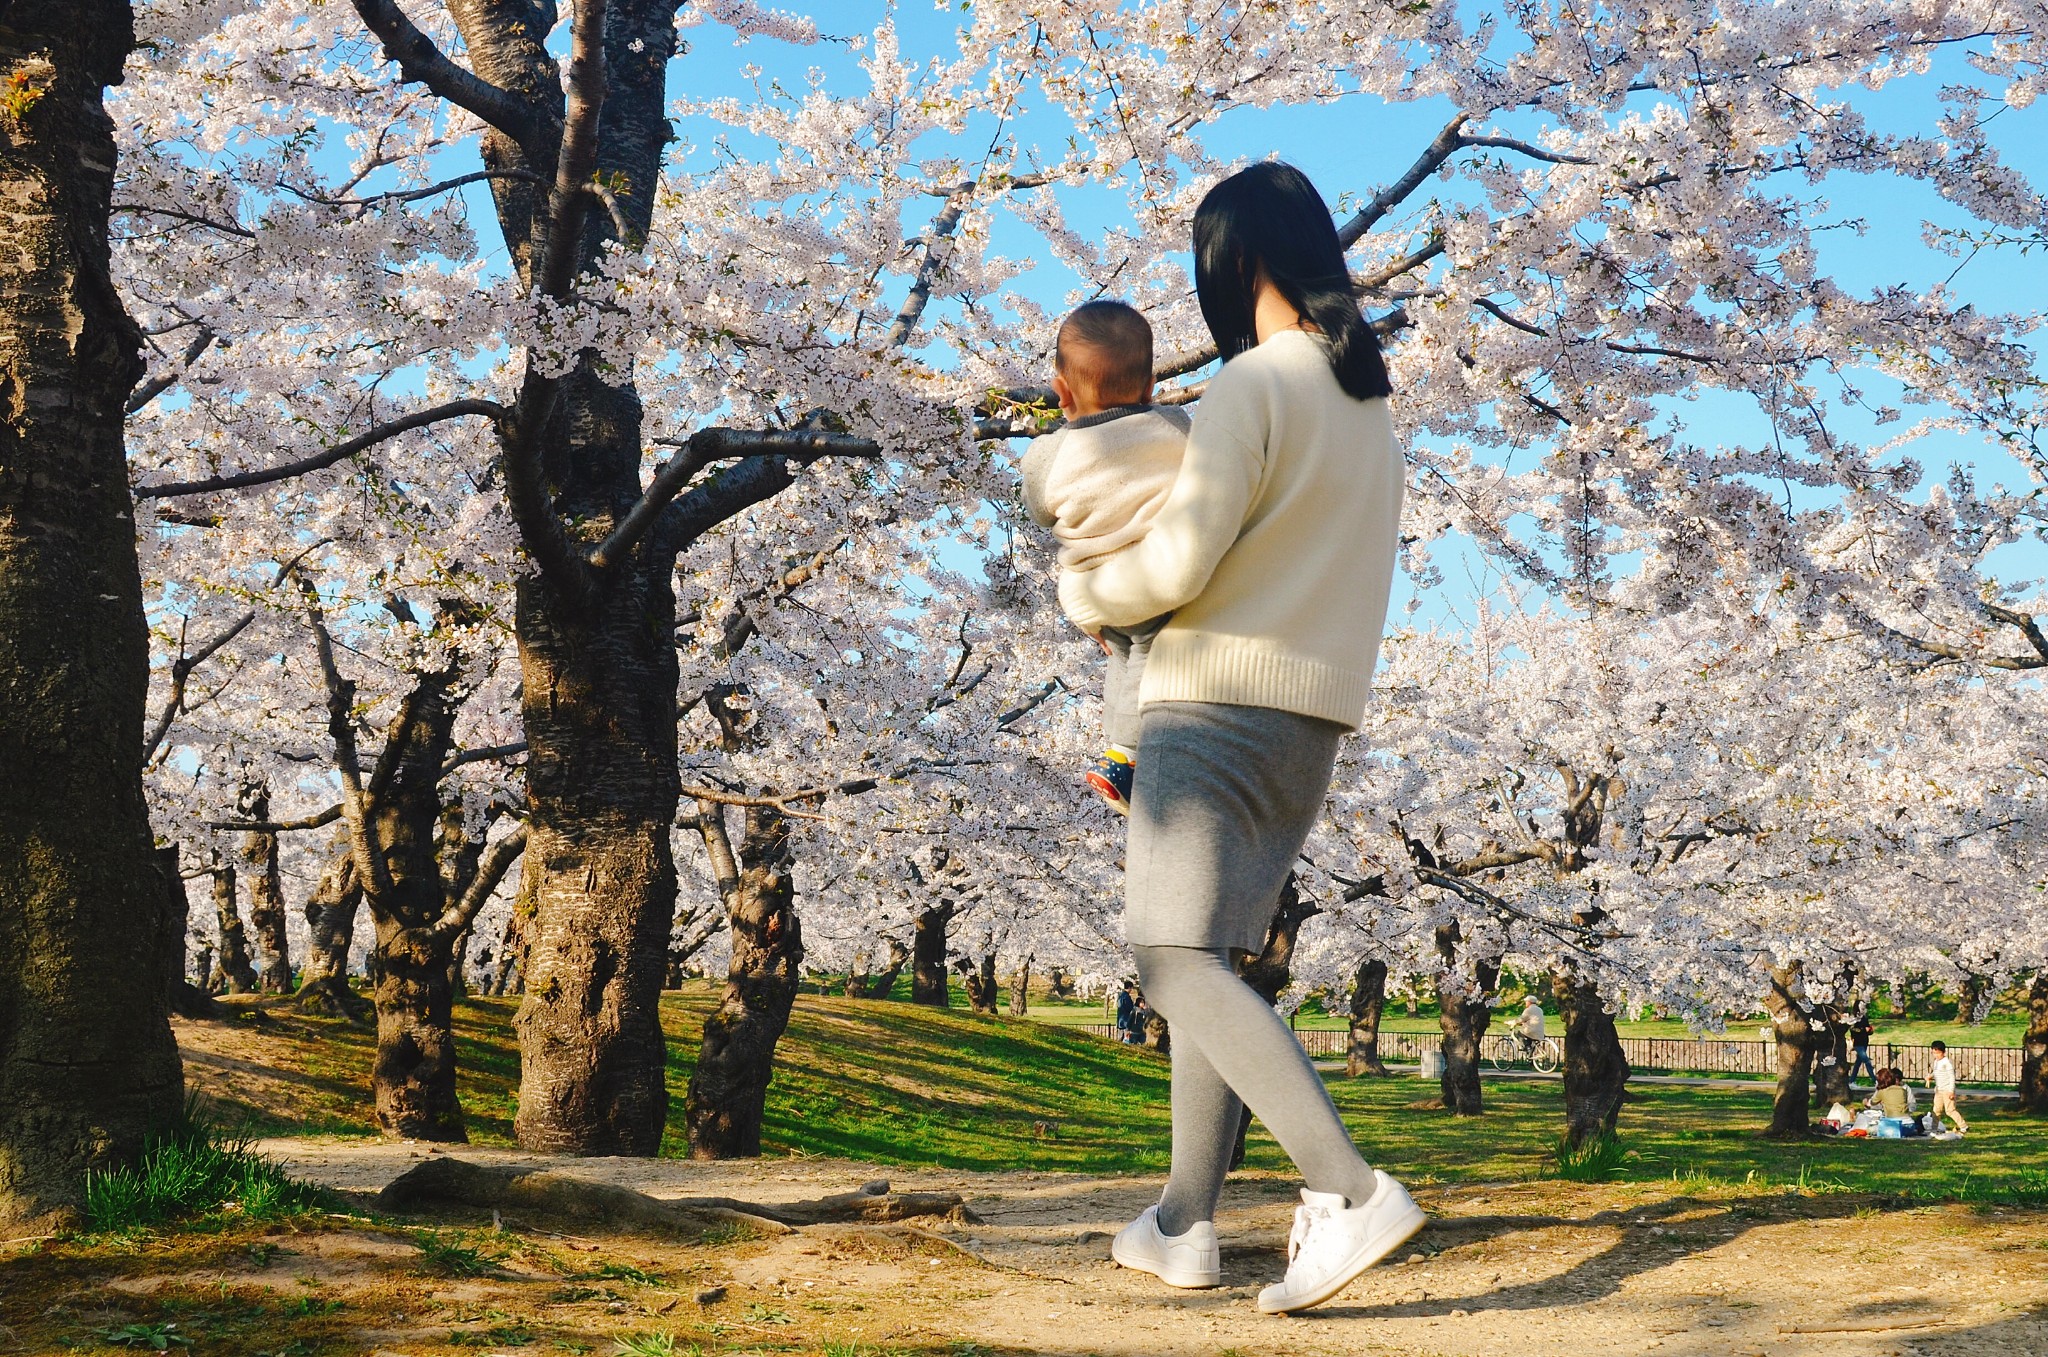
[1928,1041,1969,1135]
[1115,981,1142,1044]
[1058,161,1421,1315]
[1848,1012,1876,1086]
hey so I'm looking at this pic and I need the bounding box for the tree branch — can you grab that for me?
[206,804,344,834]
[444,741,529,773]
[141,610,254,768]
[1456,133,1592,166]
[293,573,394,903]
[594,429,879,572]
[127,327,216,414]
[432,824,529,938]
[1337,112,1471,246]
[296,168,543,209]
[136,398,508,499]
[349,0,536,141]
[533,0,607,303]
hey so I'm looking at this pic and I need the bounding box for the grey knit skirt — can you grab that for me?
[1124,701,1347,954]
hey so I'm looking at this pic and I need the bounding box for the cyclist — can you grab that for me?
[1513,996,1547,1059]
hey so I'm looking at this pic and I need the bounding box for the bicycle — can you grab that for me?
[1488,1034,1561,1074]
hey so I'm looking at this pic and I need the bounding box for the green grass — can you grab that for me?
[196,988,2048,1205]
[83,1100,328,1231]
[1017,996,2031,1048]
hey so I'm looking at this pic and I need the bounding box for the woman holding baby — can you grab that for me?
[1051,162,1416,1314]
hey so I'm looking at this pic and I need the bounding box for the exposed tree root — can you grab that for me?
[374,1158,978,1235]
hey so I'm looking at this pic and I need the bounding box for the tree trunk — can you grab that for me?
[370,921,466,1141]
[159,848,215,1018]
[193,943,213,993]
[1762,964,1823,1137]
[1812,1006,1851,1108]
[848,936,909,999]
[1436,926,1498,1117]
[686,807,803,1158]
[1008,956,1031,1016]
[1553,970,1629,1147]
[296,850,369,1020]
[236,783,293,992]
[911,901,957,1006]
[0,0,184,1224]
[210,864,258,993]
[2017,971,2048,1115]
[446,925,473,997]
[490,871,533,996]
[1345,957,1391,1078]
[963,953,999,1014]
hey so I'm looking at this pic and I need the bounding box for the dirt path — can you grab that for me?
[254,1138,2048,1357]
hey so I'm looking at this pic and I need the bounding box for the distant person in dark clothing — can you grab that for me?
[1849,1014,1876,1085]
[1116,981,1142,1044]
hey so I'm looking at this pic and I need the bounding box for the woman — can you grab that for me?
[1056,162,1419,1314]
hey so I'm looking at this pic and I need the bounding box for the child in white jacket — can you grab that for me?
[1020,300,1189,812]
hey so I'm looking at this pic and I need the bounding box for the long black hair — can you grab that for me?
[1192,161,1393,401]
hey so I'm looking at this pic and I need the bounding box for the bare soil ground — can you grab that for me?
[22,1136,2039,1357]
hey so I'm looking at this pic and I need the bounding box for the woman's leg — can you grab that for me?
[1135,944,1378,1225]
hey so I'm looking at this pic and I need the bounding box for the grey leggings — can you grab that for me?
[1133,944,1378,1236]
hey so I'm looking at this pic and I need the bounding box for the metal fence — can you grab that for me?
[1077,1024,2023,1087]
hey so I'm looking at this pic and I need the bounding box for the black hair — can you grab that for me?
[1192,161,1393,402]
[1931,1040,1947,1053]
[1056,300,1154,405]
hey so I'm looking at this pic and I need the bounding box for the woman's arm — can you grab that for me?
[1056,413,1264,633]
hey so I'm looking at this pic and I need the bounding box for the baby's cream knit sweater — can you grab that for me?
[1019,404,1192,571]
[1057,330,1404,730]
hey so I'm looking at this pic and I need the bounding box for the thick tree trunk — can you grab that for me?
[159,848,215,1018]
[1346,957,1391,1078]
[2018,972,2047,1114]
[1008,956,1031,1016]
[238,783,293,992]
[210,865,258,993]
[370,921,466,1142]
[686,807,803,1159]
[296,851,369,1019]
[0,0,183,1224]
[963,953,999,1014]
[847,936,909,1000]
[1762,964,1824,1137]
[1553,970,1629,1147]
[911,901,957,1006]
[1436,927,1498,1117]
[491,872,532,996]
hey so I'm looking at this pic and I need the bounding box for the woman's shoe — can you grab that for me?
[1256,1172,1426,1315]
[1110,1204,1222,1288]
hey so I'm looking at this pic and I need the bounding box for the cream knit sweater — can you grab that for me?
[1019,405,1192,571]
[1057,330,1404,730]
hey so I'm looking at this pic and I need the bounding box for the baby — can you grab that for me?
[1021,300,1190,813]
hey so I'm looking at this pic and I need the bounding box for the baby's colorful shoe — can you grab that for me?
[1085,748,1134,814]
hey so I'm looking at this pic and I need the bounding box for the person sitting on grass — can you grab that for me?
[1866,1067,1911,1120]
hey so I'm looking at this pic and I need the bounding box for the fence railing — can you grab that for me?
[1077,1024,2023,1087]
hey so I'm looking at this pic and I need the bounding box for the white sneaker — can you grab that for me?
[1256,1172,1426,1315]
[1110,1204,1222,1288]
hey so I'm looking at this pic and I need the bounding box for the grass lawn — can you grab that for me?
[187,987,2048,1205]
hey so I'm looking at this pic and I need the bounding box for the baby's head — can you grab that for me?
[1052,300,1154,418]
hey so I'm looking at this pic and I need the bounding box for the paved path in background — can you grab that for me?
[1317,1061,2019,1100]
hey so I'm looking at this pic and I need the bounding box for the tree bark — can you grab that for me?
[210,864,258,993]
[371,919,466,1141]
[1345,957,1391,1078]
[1008,955,1031,1016]
[963,952,998,1014]
[160,848,215,1018]
[1436,925,1497,1116]
[490,870,533,996]
[847,936,909,999]
[2019,972,2047,1114]
[1553,969,1629,1147]
[296,849,369,1019]
[1762,964,1824,1137]
[0,0,184,1224]
[911,901,957,1006]
[238,783,294,993]
[686,806,803,1158]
